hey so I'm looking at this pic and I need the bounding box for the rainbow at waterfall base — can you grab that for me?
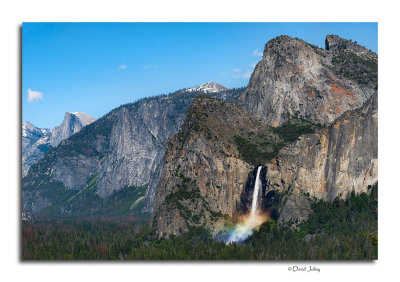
[225,166,268,243]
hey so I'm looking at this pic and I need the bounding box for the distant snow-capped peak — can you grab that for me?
[185,82,228,94]
[22,121,52,138]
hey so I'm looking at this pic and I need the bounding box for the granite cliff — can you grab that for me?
[265,93,377,224]
[49,112,96,147]
[237,35,377,127]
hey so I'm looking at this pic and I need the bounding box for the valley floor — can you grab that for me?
[22,184,377,260]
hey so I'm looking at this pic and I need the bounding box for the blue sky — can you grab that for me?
[22,22,378,128]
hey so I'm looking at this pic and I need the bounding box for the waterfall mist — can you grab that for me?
[225,166,268,244]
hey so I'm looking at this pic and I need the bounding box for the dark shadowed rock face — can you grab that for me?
[237,35,377,127]
[265,93,377,224]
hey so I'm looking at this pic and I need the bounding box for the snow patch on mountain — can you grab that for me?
[185,82,228,94]
[22,112,96,175]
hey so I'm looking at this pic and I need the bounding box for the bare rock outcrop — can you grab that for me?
[49,112,96,147]
[237,35,376,127]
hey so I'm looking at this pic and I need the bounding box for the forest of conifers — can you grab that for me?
[22,183,377,260]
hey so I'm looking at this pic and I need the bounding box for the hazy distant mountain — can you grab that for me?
[50,112,96,147]
[22,122,52,176]
[22,112,96,176]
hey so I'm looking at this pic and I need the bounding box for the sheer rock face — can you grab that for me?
[94,98,188,203]
[265,93,377,223]
[22,122,52,177]
[237,35,376,127]
[152,96,278,237]
[22,95,192,215]
[49,112,96,147]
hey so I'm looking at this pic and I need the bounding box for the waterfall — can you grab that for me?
[250,166,262,217]
[225,166,266,244]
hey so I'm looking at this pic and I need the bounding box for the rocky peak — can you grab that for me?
[49,112,96,147]
[237,34,376,127]
[22,121,52,176]
[22,121,51,138]
[325,34,377,59]
[185,82,228,93]
[22,121,35,132]
[262,35,315,56]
